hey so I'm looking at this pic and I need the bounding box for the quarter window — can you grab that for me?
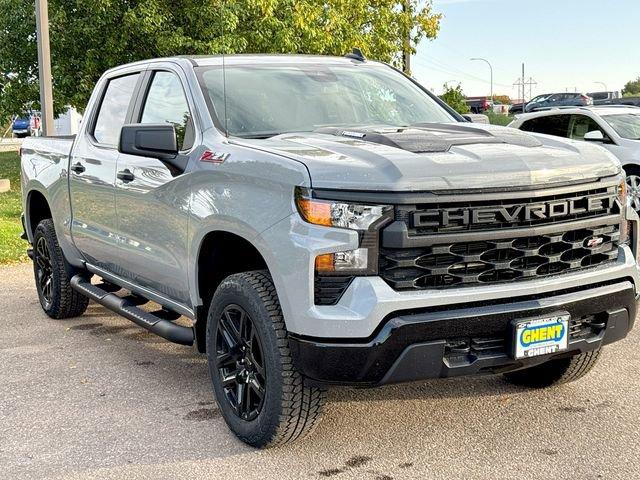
[140,71,194,151]
[93,73,140,146]
[520,115,571,138]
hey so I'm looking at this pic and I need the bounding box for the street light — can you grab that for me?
[470,57,493,103]
[594,81,608,92]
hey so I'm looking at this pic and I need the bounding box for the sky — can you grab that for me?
[414,0,640,100]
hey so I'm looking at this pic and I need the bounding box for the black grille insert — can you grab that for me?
[380,224,619,290]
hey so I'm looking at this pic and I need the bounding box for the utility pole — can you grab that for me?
[35,0,54,136]
[524,77,538,99]
[521,63,525,102]
[470,57,493,103]
[402,0,411,74]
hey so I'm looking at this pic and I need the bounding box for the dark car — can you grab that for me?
[525,92,593,112]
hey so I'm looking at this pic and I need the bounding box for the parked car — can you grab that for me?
[612,96,640,108]
[11,115,30,138]
[525,92,592,112]
[20,55,639,448]
[588,91,620,105]
[510,106,640,209]
[465,96,492,113]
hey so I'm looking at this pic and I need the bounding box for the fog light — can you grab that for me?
[315,248,368,273]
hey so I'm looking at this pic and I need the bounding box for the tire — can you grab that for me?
[623,165,640,212]
[33,219,89,319]
[206,270,326,448]
[503,349,601,388]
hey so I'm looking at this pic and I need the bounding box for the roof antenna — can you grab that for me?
[345,47,366,62]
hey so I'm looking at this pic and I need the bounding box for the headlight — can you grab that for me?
[295,187,392,231]
[295,187,392,274]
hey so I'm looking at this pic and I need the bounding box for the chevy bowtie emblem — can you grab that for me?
[200,150,230,164]
[585,236,604,248]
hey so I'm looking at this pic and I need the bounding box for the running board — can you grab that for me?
[70,275,194,346]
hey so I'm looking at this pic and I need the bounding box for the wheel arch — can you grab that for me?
[25,188,52,241]
[193,229,273,353]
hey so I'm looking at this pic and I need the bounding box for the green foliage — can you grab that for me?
[0,150,27,264]
[439,83,469,114]
[485,110,513,126]
[622,77,640,97]
[0,0,441,122]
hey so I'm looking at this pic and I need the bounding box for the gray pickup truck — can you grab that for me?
[21,54,640,447]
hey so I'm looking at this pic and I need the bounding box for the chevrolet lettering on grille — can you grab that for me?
[412,194,617,228]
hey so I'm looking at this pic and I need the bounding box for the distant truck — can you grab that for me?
[20,54,640,448]
[465,96,492,113]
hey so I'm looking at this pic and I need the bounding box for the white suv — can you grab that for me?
[510,106,640,209]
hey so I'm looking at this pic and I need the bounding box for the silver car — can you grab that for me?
[510,106,640,209]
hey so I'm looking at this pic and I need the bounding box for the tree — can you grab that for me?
[0,0,441,123]
[622,77,640,97]
[440,83,469,114]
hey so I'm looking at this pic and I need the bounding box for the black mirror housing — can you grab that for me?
[119,123,178,160]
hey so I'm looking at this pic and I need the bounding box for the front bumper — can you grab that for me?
[289,281,637,386]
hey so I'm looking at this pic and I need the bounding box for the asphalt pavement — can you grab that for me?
[1,262,639,479]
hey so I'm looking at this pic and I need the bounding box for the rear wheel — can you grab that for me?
[33,219,89,319]
[503,349,601,388]
[206,270,326,448]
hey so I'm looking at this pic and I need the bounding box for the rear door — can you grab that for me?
[69,70,144,272]
[113,65,197,305]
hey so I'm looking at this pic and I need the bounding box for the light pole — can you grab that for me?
[35,0,54,136]
[594,81,608,92]
[470,57,493,103]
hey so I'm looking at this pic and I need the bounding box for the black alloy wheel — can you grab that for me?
[214,304,266,421]
[34,235,53,310]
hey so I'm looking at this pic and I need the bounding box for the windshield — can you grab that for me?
[530,95,550,103]
[603,113,640,140]
[196,63,455,138]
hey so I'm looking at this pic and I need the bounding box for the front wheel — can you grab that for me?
[503,349,601,388]
[33,219,89,319]
[624,166,640,212]
[206,270,326,448]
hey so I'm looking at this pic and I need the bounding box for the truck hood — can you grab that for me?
[240,123,621,191]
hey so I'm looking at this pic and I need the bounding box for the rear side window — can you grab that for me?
[93,73,140,146]
[140,71,194,151]
[520,115,571,138]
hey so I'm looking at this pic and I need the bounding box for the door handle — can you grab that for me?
[70,162,85,174]
[117,169,135,182]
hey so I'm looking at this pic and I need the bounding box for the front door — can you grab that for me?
[69,72,142,273]
[114,68,196,305]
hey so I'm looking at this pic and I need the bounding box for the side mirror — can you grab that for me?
[584,130,605,142]
[119,123,187,173]
[463,113,490,124]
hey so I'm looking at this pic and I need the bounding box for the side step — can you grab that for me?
[70,275,194,346]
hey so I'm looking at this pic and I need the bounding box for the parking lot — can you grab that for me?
[2,262,640,480]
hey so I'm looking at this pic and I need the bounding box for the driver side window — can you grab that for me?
[569,115,603,140]
[140,71,195,151]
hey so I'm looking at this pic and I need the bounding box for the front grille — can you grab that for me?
[380,182,622,291]
[380,224,619,290]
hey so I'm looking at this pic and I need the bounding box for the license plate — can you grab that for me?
[513,314,569,359]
